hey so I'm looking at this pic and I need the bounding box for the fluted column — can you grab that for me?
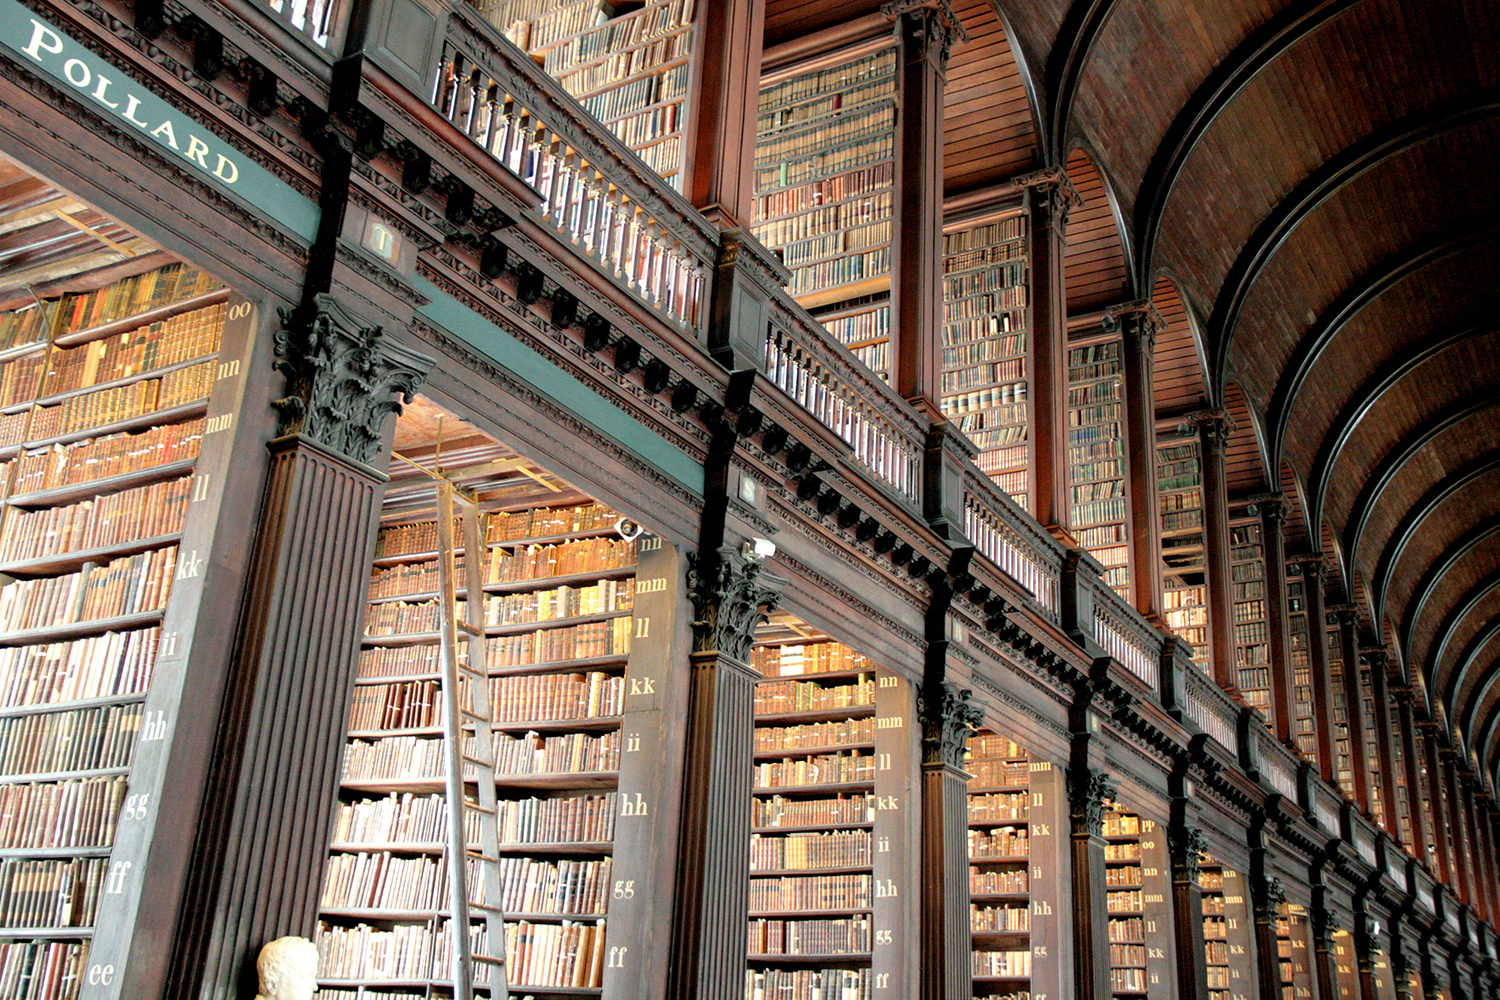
[1421,725,1455,885]
[1301,557,1339,785]
[668,547,783,1000]
[1261,495,1298,745]
[886,0,967,416]
[1394,684,1429,864]
[1365,649,1401,833]
[1312,884,1340,1000]
[1193,410,1237,692]
[919,682,983,1000]
[1112,301,1164,619]
[1068,761,1116,999]
[1027,171,1080,536]
[1439,750,1472,907]
[164,296,430,1000]
[1332,605,1372,809]
[1252,854,1288,1000]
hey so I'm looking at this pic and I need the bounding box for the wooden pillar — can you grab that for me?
[1168,820,1210,1000]
[1456,776,1488,921]
[164,296,429,1000]
[682,0,765,227]
[1395,685,1430,865]
[1302,558,1340,787]
[889,0,966,417]
[1068,753,1116,999]
[1261,495,1298,746]
[1312,882,1340,1000]
[1366,649,1402,834]
[669,546,783,1000]
[1422,725,1455,885]
[1438,752,1472,907]
[1027,171,1080,537]
[1333,606,1372,809]
[1475,792,1500,923]
[1195,410,1238,693]
[1251,833,1286,1000]
[919,681,983,1000]
[1113,301,1164,620]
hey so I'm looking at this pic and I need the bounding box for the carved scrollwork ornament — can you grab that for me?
[272,295,431,466]
[918,681,984,767]
[1066,766,1117,836]
[685,546,784,663]
[1254,873,1288,909]
[1168,824,1208,880]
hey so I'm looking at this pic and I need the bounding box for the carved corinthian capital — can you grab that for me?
[918,681,984,767]
[1067,766,1118,837]
[273,295,432,466]
[1168,824,1208,881]
[685,546,784,663]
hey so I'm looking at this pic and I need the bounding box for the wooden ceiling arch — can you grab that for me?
[1210,97,1500,398]
[1375,453,1500,632]
[1044,0,1116,161]
[1131,0,1361,287]
[1400,516,1500,667]
[1441,614,1500,728]
[1341,393,1500,594]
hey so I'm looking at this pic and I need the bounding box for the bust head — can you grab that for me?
[253,936,319,1000]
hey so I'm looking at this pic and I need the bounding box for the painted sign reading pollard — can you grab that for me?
[2,0,318,240]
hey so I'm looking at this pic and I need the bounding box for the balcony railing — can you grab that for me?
[435,5,715,332]
[765,298,923,507]
[960,466,1061,616]
[263,0,333,47]
[1092,591,1159,691]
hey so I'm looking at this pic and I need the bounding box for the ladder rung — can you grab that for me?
[460,753,490,767]
[466,851,499,863]
[470,902,504,914]
[465,802,496,815]
[457,662,486,677]
[471,955,507,966]
[458,708,485,722]
[457,620,484,636]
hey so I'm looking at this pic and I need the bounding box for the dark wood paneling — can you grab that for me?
[1150,276,1209,415]
[1064,148,1130,310]
[943,0,1039,190]
[1222,380,1266,496]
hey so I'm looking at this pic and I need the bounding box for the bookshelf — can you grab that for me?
[1157,434,1206,669]
[1229,519,1271,721]
[1358,660,1382,826]
[966,731,1067,1000]
[1197,856,1253,1000]
[745,623,917,1000]
[1275,901,1315,1000]
[754,40,898,378]
[941,216,1031,510]
[1325,619,1353,800]
[1101,806,1171,999]
[0,261,230,999]
[473,0,698,187]
[1067,335,1130,597]
[1286,574,1316,762]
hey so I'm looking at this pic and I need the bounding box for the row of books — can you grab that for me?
[330,790,482,849]
[495,729,620,776]
[490,671,625,722]
[749,831,870,871]
[41,303,223,399]
[372,503,623,560]
[503,918,606,989]
[0,939,88,1000]
[538,0,694,73]
[0,857,106,929]
[1074,523,1127,548]
[1111,967,1146,992]
[744,968,870,1000]
[341,736,457,783]
[971,904,1029,932]
[0,308,47,353]
[1104,866,1143,887]
[1073,497,1127,526]
[968,826,1028,858]
[941,361,1024,392]
[940,333,1025,368]
[367,538,635,598]
[54,265,218,336]
[941,382,1027,415]
[348,681,445,732]
[750,873,871,911]
[966,758,1029,787]
[495,787,618,845]
[1104,842,1141,861]
[943,268,1028,303]
[757,70,894,137]
[752,794,871,829]
[8,418,203,496]
[941,309,1024,345]
[0,627,157,709]
[0,547,175,631]
[819,302,888,350]
[1109,917,1145,941]
[747,916,870,956]
[487,579,635,626]
[0,776,126,850]
[972,950,1031,977]
[577,63,687,125]
[975,445,1026,475]
[0,704,140,777]
[970,868,1028,894]
[493,855,612,915]
[315,922,442,981]
[0,477,189,562]
[556,31,692,98]
[1107,890,1144,913]
[968,792,1027,822]
[757,195,892,256]
[320,851,472,911]
[754,752,872,789]
[754,678,874,715]
[754,163,894,224]
[754,718,873,752]
[361,599,459,637]
[358,618,633,676]
[0,355,47,409]
[753,643,872,679]
[14,360,214,445]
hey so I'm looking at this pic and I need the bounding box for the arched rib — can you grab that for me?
[1208,93,1500,390]
[1425,569,1500,709]
[1398,514,1500,663]
[1441,617,1500,726]
[1134,0,1360,283]
[1046,0,1118,160]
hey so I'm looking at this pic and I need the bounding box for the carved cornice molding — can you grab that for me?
[273,295,432,466]
[1067,765,1117,837]
[919,681,984,767]
[1254,873,1289,909]
[1183,407,1237,448]
[881,0,971,68]
[1103,299,1166,351]
[685,546,784,663]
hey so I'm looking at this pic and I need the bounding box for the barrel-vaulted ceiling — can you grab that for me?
[764,0,1500,781]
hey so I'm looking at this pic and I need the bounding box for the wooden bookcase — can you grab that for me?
[965,732,1033,997]
[753,41,899,377]
[1275,901,1316,1000]
[1157,434,1207,669]
[1325,620,1353,800]
[1358,661,1383,826]
[1067,335,1130,597]
[473,0,698,187]
[0,261,235,995]
[1228,518,1271,722]
[1198,856,1254,1000]
[1285,574,1317,763]
[1102,807,1147,998]
[940,216,1031,511]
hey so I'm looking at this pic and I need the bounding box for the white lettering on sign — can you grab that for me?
[19,19,242,185]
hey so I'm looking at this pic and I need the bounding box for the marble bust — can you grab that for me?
[253,936,318,1000]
